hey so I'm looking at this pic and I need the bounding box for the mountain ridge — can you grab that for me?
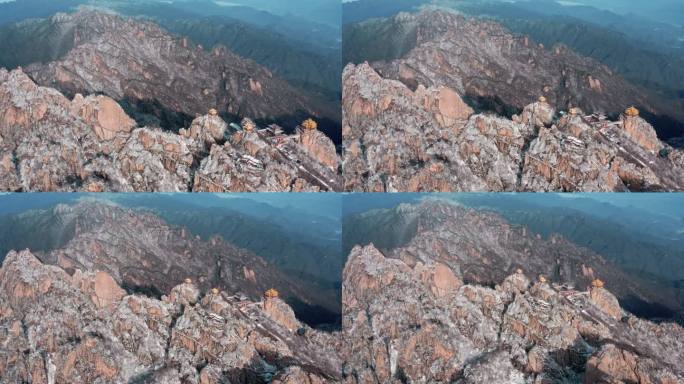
[343,199,684,321]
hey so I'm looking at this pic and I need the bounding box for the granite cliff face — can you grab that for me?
[22,9,338,134]
[2,199,684,382]
[0,68,341,192]
[343,62,684,192]
[340,244,684,383]
[0,249,342,383]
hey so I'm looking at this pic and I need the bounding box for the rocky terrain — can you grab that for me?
[2,198,683,383]
[0,67,341,192]
[343,199,684,318]
[341,244,684,383]
[339,200,684,383]
[3,201,340,318]
[345,9,682,125]
[343,61,684,191]
[0,249,343,383]
[19,9,338,134]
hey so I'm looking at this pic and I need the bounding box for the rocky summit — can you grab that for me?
[343,62,684,192]
[14,201,340,316]
[338,200,684,383]
[23,9,338,133]
[2,199,684,383]
[343,199,684,318]
[0,249,342,383]
[340,244,684,383]
[0,68,341,192]
[347,9,683,128]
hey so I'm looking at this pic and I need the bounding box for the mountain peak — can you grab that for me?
[343,56,684,192]
[340,236,684,383]
[0,248,343,382]
[0,65,342,192]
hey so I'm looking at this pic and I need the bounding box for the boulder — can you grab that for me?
[72,94,135,141]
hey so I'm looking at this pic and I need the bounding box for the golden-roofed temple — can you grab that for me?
[538,275,547,283]
[538,96,547,104]
[209,108,218,116]
[591,278,605,288]
[184,278,192,284]
[569,107,579,116]
[264,288,279,299]
[211,288,220,295]
[302,118,318,130]
[624,106,639,117]
[516,268,523,274]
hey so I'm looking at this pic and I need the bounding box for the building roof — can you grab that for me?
[625,106,639,117]
[302,118,318,130]
[264,288,279,298]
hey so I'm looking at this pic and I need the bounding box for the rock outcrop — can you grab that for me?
[339,243,684,383]
[299,126,339,170]
[0,68,341,192]
[71,94,136,141]
[0,249,343,383]
[622,111,661,153]
[589,283,623,320]
[343,63,684,191]
[263,296,302,332]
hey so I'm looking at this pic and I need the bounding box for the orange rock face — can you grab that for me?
[421,262,462,297]
[622,115,660,153]
[263,297,300,331]
[299,128,338,170]
[93,271,126,308]
[71,269,126,309]
[414,85,474,128]
[435,87,474,124]
[72,95,135,141]
[589,286,622,319]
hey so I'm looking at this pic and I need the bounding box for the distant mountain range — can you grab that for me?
[3,9,338,137]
